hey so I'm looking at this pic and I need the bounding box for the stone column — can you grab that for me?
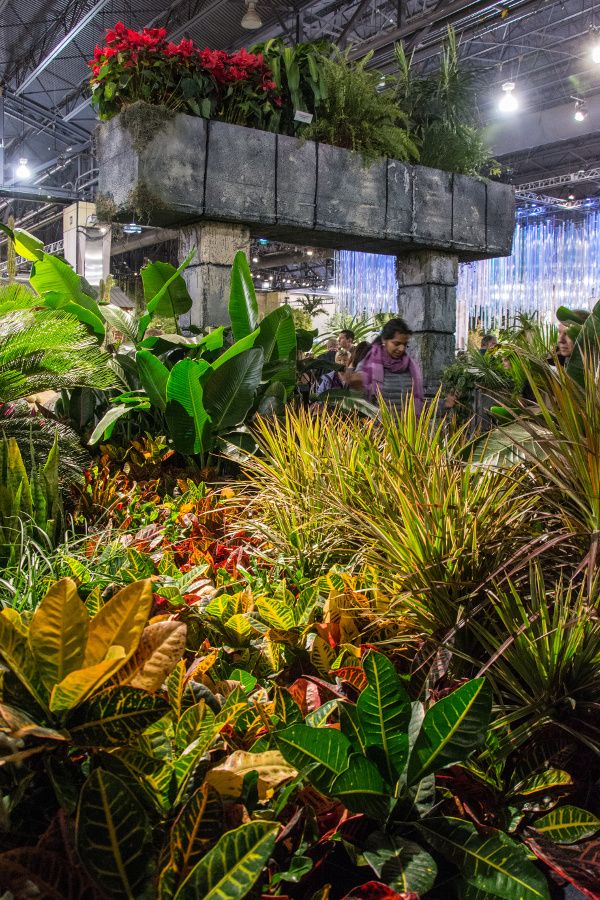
[396,250,458,396]
[178,221,251,329]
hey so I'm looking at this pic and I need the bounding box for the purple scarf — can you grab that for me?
[361,341,425,414]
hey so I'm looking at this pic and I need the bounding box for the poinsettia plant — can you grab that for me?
[89,22,282,125]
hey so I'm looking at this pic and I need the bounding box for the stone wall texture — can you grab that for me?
[96,111,515,262]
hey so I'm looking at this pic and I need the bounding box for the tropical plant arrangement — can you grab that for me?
[88,24,496,175]
[1,220,600,895]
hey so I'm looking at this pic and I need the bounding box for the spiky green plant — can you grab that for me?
[302,50,418,164]
[472,567,600,757]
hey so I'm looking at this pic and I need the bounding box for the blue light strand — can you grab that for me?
[334,211,600,336]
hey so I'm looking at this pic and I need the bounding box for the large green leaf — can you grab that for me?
[532,806,600,845]
[211,329,260,372]
[84,580,153,667]
[30,256,104,332]
[331,753,388,818]
[275,723,350,794]
[0,609,48,710]
[28,578,89,690]
[42,291,105,337]
[88,404,132,445]
[174,820,278,900]
[76,768,151,898]
[356,651,412,785]
[160,784,224,899]
[419,817,550,900]
[143,250,195,317]
[166,358,212,456]
[0,222,44,261]
[203,348,264,431]
[406,678,492,785]
[139,328,225,355]
[255,304,296,368]
[136,350,169,412]
[67,686,168,747]
[228,251,258,341]
[363,834,437,895]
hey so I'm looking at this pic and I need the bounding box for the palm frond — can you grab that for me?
[0,308,116,402]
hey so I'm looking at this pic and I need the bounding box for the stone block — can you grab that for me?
[410,332,456,395]
[397,285,457,333]
[277,135,316,228]
[180,222,250,266]
[396,251,458,287]
[96,110,207,225]
[315,144,386,237]
[452,173,486,248]
[182,263,232,329]
[205,121,276,225]
[486,180,515,255]
[413,167,452,244]
[386,161,413,239]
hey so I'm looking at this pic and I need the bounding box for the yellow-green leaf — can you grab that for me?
[28,578,89,690]
[50,652,126,713]
[206,750,297,801]
[84,580,153,667]
[0,609,48,710]
[533,806,600,844]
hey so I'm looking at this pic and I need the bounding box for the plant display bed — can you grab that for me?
[96,106,514,261]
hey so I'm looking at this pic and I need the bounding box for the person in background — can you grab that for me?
[480,334,498,354]
[347,341,371,373]
[352,318,424,415]
[316,348,352,395]
[321,337,338,365]
[557,320,577,364]
[338,329,355,352]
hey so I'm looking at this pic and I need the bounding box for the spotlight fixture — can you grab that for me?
[574,99,588,122]
[241,0,262,30]
[591,26,600,64]
[15,158,31,180]
[123,222,143,235]
[261,280,270,289]
[306,249,313,256]
[252,256,258,263]
[498,81,518,113]
[568,193,575,201]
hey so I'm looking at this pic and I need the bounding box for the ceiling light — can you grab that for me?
[574,99,588,122]
[306,249,313,256]
[262,280,270,289]
[252,256,258,263]
[241,1,262,30]
[568,193,575,201]
[498,81,518,113]
[15,158,31,180]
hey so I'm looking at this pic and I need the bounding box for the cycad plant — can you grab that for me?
[302,50,418,164]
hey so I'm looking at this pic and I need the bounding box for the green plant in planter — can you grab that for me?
[302,50,418,164]
[274,650,551,897]
[394,28,497,177]
[251,39,332,135]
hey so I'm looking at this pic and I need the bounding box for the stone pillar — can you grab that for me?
[63,201,111,286]
[396,250,458,395]
[178,221,251,329]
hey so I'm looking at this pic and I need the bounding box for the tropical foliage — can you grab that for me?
[89,24,495,175]
[0,223,599,896]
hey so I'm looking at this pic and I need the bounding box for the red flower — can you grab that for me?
[105,21,127,44]
[176,38,194,58]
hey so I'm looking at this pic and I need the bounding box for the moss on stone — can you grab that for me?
[127,181,168,225]
[119,101,175,154]
[95,192,118,223]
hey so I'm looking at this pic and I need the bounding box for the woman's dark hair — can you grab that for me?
[339,329,355,341]
[380,317,412,341]
[351,341,371,368]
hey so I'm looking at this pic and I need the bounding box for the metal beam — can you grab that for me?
[337,0,373,46]
[15,0,113,95]
[0,184,80,203]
